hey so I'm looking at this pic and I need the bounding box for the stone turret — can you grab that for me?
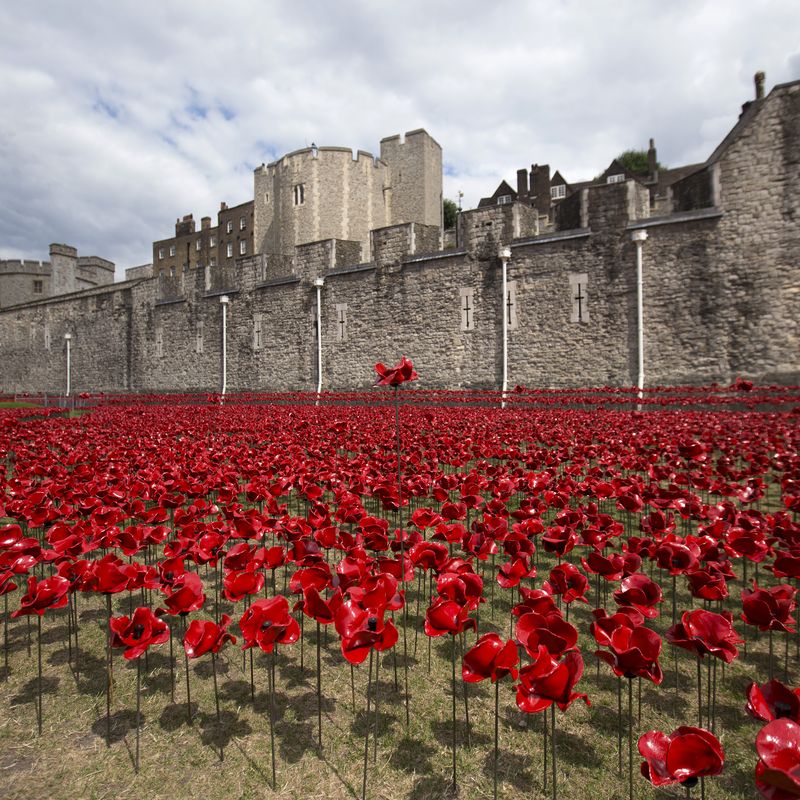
[49,243,78,296]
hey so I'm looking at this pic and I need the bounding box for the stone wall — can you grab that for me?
[1,84,797,394]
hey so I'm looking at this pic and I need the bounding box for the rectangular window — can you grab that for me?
[497,195,513,205]
[226,243,233,258]
[170,266,176,278]
[506,280,518,330]
[158,247,165,259]
[335,304,348,342]
[169,244,176,256]
[44,324,51,351]
[33,279,43,294]
[239,240,247,255]
[550,184,566,200]
[569,273,589,323]
[459,287,475,331]
[293,184,305,205]
[155,326,163,358]
[253,313,263,351]
[226,221,233,234]
[210,257,217,267]
[607,173,625,184]
[196,320,204,354]
[240,216,246,230]
[210,235,216,247]
[196,239,201,251]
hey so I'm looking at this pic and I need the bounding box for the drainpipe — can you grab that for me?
[64,332,72,397]
[498,246,512,407]
[220,295,229,396]
[631,230,648,401]
[314,277,325,401]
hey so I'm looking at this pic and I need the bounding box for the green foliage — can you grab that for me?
[443,198,458,229]
[615,149,664,175]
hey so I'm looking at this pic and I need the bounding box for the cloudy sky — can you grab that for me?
[1,1,798,276]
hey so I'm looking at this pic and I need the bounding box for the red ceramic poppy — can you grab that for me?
[299,586,343,624]
[239,595,300,653]
[86,554,130,594]
[424,597,476,637]
[462,633,519,683]
[687,567,730,602]
[590,607,644,647]
[436,571,484,610]
[12,575,70,617]
[742,582,797,633]
[162,571,206,615]
[184,614,237,658]
[543,562,589,604]
[515,645,590,712]
[613,573,663,618]
[374,356,418,386]
[666,609,742,663]
[595,624,663,684]
[516,610,578,657]
[223,568,265,602]
[110,607,170,660]
[746,680,800,723]
[334,600,398,664]
[639,726,724,787]
[754,718,800,798]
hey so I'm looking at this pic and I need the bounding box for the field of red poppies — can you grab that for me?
[1,370,799,800]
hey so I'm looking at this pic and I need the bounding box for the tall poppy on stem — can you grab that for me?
[239,595,300,790]
[110,607,169,773]
[375,355,417,732]
[12,575,69,735]
[183,614,237,761]
[754,717,800,798]
[463,633,519,800]
[425,595,476,795]
[515,645,590,800]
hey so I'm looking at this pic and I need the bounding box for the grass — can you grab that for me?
[0,545,794,800]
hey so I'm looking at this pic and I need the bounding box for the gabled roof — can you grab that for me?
[478,179,517,207]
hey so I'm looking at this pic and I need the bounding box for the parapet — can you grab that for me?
[49,243,77,258]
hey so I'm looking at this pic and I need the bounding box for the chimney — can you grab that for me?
[220,201,228,211]
[754,71,765,100]
[516,168,529,198]
[201,216,211,230]
[647,138,658,182]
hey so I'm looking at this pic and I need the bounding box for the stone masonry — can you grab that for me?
[0,82,797,394]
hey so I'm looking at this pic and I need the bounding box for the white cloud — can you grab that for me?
[0,0,798,276]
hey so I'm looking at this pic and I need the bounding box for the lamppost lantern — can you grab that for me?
[219,295,229,305]
[314,277,325,288]
[498,246,512,261]
[631,230,648,244]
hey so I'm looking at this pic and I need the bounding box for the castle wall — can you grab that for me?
[1,87,797,395]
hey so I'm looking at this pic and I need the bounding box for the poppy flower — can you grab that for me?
[424,597,476,637]
[298,586,343,624]
[334,600,398,664]
[162,571,206,615]
[590,607,644,647]
[12,575,70,617]
[746,679,800,723]
[497,556,536,588]
[184,614,237,658]
[436,571,484,610]
[513,587,558,618]
[639,726,724,787]
[741,582,797,633]
[515,645,590,712]
[223,568,265,602]
[110,607,170,660]
[754,718,800,798]
[86,554,130,594]
[374,356,418,386]
[595,624,663,684]
[687,567,730,602]
[666,609,742,663]
[613,573,663,618]
[543,562,589,604]
[581,551,628,582]
[516,610,578,657]
[239,595,300,653]
[348,573,403,612]
[462,633,519,683]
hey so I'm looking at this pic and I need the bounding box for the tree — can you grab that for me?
[614,149,664,175]
[443,198,458,229]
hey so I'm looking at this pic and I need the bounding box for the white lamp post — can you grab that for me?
[314,277,325,400]
[631,230,648,401]
[64,332,72,397]
[220,295,229,396]
[498,246,512,408]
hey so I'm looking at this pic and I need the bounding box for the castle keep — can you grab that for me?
[0,80,797,394]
